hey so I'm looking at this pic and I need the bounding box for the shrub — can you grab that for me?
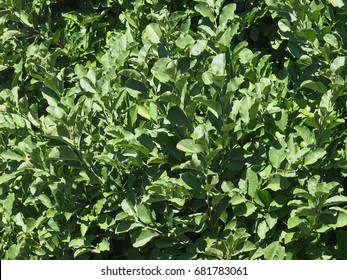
[1,0,347,259]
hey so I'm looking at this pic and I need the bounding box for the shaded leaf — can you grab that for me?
[132,229,159,248]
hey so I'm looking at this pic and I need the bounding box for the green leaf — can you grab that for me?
[330,56,345,72]
[219,3,237,25]
[132,229,159,248]
[269,146,286,169]
[74,64,87,77]
[324,196,347,207]
[239,95,253,124]
[1,150,24,161]
[328,0,345,8]
[0,173,17,185]
[136,204,153,225]
[167,106,192,129]
[121,198,136,216]
[190,40,208,56]
[218,24,239,48]
[15,212,26,231]
[151,58,173,83]
[300,80,327,94]
[98,215,114,230]
[176,34,195,49]
[256,190,272,207]
[143,23,162,44]
[233,202,257,217]
[38,194,53,208]
[239,48,253,64]
[69,238,84,248]
[304,148,326,165]
[202,71,213,85]
[80,77,97,94]
[246,169,258,198]
[257,220,269,239]
[195,4,214,22]
[175,159,205,172]
[274,110,288,132]
[336,211,347,228]
[296,29,317,43]
[177,139,205,154]
[95,238,110,252]
[295,125,314,145]
[267,175,290,191]
[115,221,142,233]
[211,53,226,76]
[48,146,80,161]
[5,245,20,259]
[278,19,291,32]
[323,34,339,48]
[46,106,65,119]
[287,216,306,229]
[137,105,151,120]
[119,69,146,84]
[264,241,285,260]
[3,193,15,214]
[11,114,26,127]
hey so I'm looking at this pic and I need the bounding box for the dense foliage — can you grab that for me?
[1,0,347,260]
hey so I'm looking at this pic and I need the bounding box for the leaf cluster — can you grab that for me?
[1,0,347,260]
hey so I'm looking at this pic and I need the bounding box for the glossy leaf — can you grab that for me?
[132,229,160,248]
[177,139,205,154]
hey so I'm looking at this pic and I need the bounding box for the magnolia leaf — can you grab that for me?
[190,40,208,56]
[257,220,269,239]
[0,173,18,185]
[304,148,326,165]
[177,139,205,154]
[323,34,339,48]
[136,204,153,225]
[324,196,347,207]
[218,24,239,48]
[115,221,142,234]
[95,239,110,252]
[132,229,159,248]
[300,80,327,94]
[143,23,162,44]
[48,146,80,161]
[219,3,237,24]
[1,150,24,161]
[246,169,258,198]
[176,34,195,49]
[295,125,314,145]
[167,106,192,129]
[328,0,345,8]
[336,211,347,228]
[80,78,97,93]
[98,215,114,230]
[256,189,272,207]
[267,175,290,191]
[211,53,226,76]
[121,198,136,217]
[174,159,204,171]
[264,241,285,260]
[269,147,286,169]
[330,56,345,72]
[195,4,214,22]
[239,48,253,64]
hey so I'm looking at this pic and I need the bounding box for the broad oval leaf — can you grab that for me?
[304,148,326,165]
[177,139,205,154]
[48,146,80,161]
[132,229,159,248]
[143,23,162,44]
